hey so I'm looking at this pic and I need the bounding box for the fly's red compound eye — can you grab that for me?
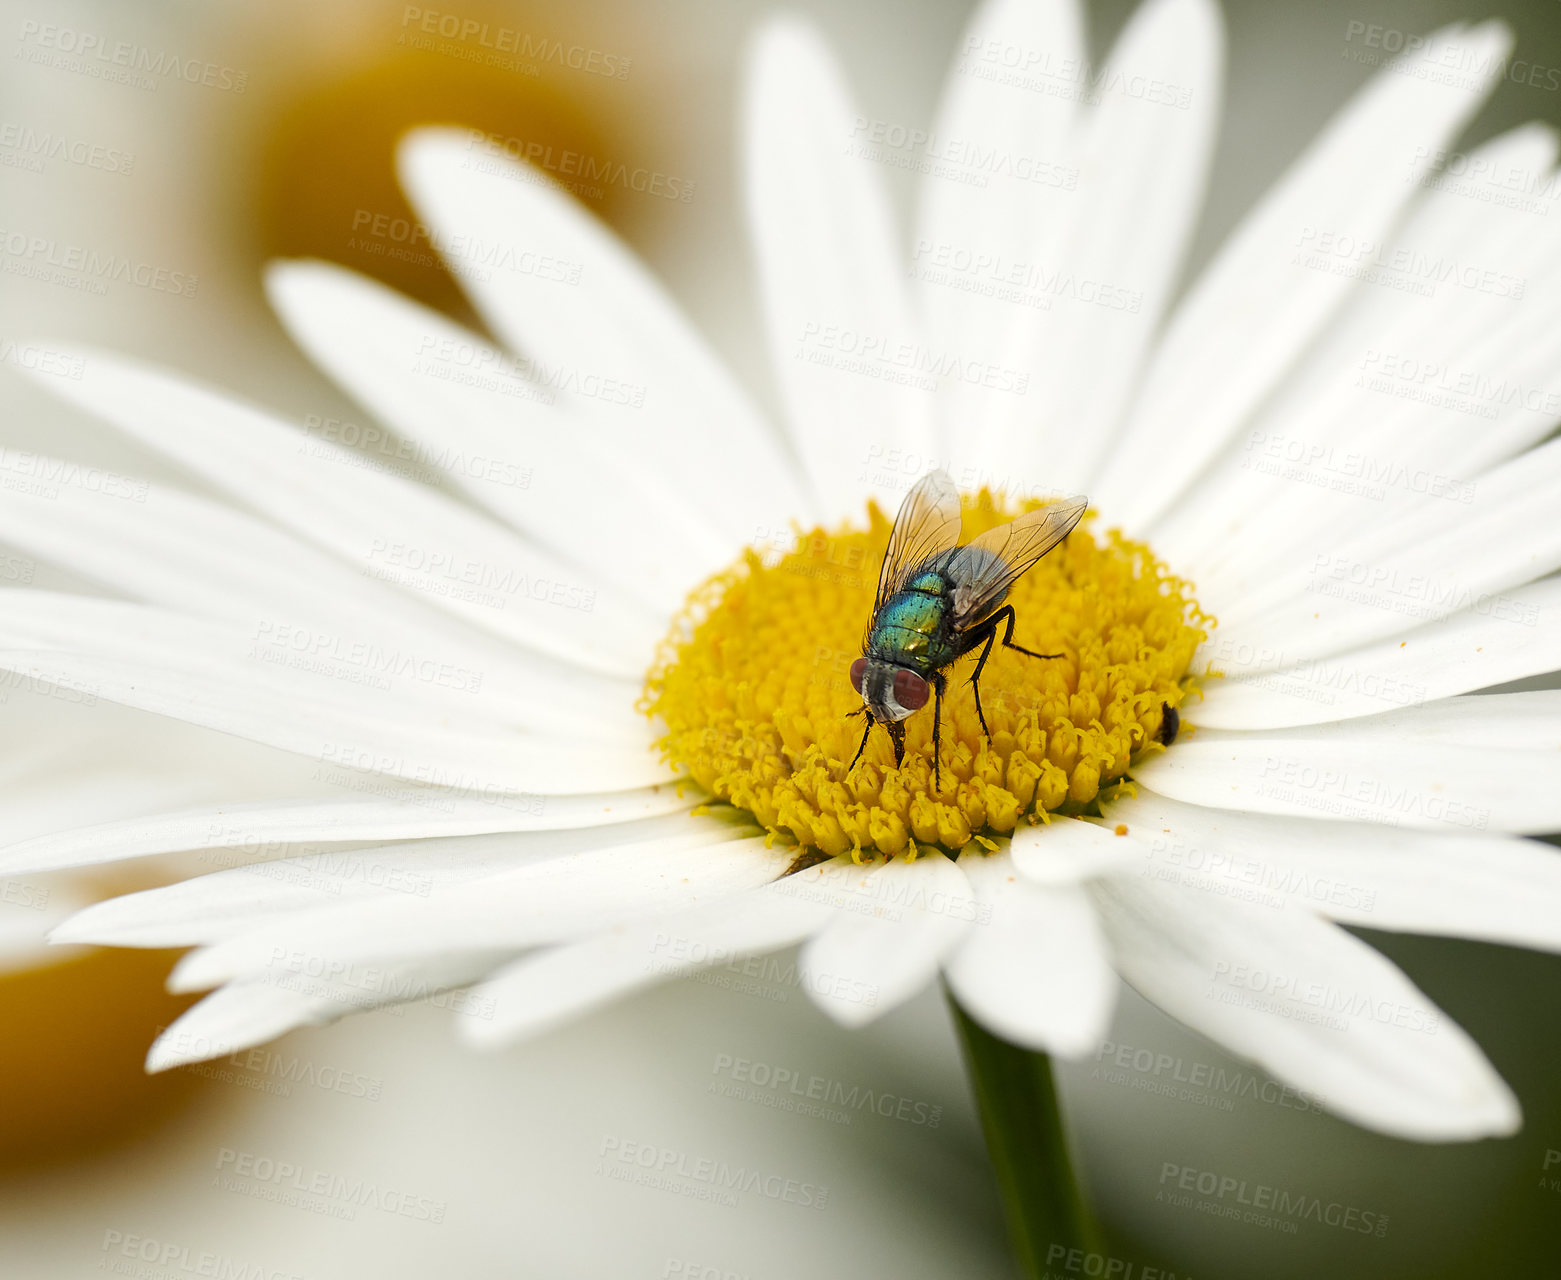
[849,658,869,695]
[893,669,929,711]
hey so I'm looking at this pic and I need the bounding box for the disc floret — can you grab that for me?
[646,492,1209,860]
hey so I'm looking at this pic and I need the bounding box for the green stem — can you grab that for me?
[949,990,1102,1277]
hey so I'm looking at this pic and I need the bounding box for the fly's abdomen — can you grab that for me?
[870,589,955,669]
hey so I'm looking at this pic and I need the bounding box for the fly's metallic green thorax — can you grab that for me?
[867,576,958,673]
[848,470,1089,785]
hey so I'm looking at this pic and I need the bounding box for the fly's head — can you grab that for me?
[849,656,929,725]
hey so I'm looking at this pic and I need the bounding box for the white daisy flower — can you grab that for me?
[4,0,1559,1151]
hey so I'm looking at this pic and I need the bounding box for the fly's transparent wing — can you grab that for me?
[946,495,1088,629]
[875,469,963,609]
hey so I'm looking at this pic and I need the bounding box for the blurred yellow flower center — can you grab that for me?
[646,492,1209,860]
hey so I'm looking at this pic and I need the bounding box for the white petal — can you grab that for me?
[148,980,335,1070]
[1198,576,1561,729]
[0,592,664,795]
[1207,435,1561,666]
[1248,690,1561,749]
[462,868,844,1047]
[169,832,790,992]
[0,461,640,736]
[0,872,92,974]
[915,0,1084,454]
[53,810,734,947]
[396,129,808,545]
[265,260,733,608]
[798,853,975,1027]
[0,785,691,876]
[980,0,1224,494]
[1134,716,1561,833]
[1181,285,1561,601]
[1108,789,1561,952]
[0,451,406,632]
[146,952,507,1071]
[0,686,323,810]
[1089,876,1519,1140]
[1008,813,1142,884]
[1095,22,1512,531]
[945,849,1116,1056]
[744,15,936,519]
[20,347,658,671]
[1156,123,1561,577]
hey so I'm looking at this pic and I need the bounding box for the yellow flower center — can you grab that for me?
[646,491,1210,861]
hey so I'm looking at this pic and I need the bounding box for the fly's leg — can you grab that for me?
[992,604,1065,661]
[930,670,947,792]
[967,623,999,743]
[960,606,1066,751]
[849,718,874,772]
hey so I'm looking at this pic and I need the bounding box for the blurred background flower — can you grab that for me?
[2,0,1560,1276]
